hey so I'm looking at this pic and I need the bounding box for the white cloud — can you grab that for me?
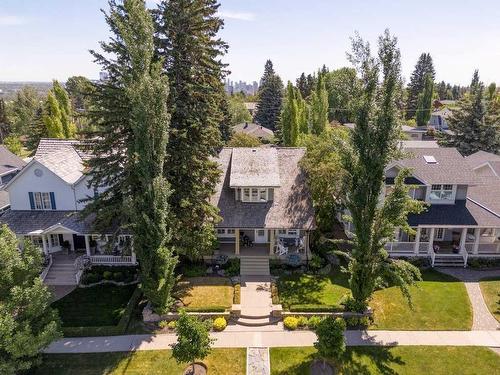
[0,15,26,26]
[218,10,255,21]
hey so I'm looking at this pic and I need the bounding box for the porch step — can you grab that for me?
[232,315,280,327]
[240,256,270,276]
[433,255,466,268]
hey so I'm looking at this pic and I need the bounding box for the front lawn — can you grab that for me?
[52,284,137,327]
[479,277,500,322]
[175,277,234,310]
[33,349,246,375]
[270,346,500,375]
[370,269,472,330]
[277,268,350,310]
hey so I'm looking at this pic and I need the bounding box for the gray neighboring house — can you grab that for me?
[428,108,452,132]
[232,122,274,142]
[211,147,315,260]
[339,147,500,267]
[0,145,27,212]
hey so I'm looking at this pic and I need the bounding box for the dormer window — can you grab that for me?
[242,187,269,202]
[429,184,453,201]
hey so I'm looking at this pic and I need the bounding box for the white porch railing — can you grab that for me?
[89,255,134,265]
[40,254,53,281]
[385,242,415,254]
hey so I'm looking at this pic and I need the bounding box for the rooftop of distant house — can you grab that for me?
[232,122,274,140]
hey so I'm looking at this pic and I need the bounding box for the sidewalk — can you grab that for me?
[45,330,500,354]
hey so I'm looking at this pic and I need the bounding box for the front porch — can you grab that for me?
[212,228,311,261]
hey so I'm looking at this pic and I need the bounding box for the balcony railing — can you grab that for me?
[89,255,134,265]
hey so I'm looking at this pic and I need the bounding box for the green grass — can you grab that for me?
[175,277,234,309]
[52,284,137,327]
[277,268,350,309]
[370,269,472,330]
[32,349,246,375]
[270,346,500,375]
[480,277,500,322]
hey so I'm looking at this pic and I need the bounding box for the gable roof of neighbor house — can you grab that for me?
[212,147,315,229]
[244,102,257,111]
[229,147,281,188]
[232,122,274,140]
[0,145,26,176]
[466,150,500,175]
[391,147,476,185]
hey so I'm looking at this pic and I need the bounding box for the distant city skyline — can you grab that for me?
[0,0,499,85]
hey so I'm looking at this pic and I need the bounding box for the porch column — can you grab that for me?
[427,227,435,253]
[130,236,136,263]
[305,231,310,258]
[459,227,467,251]
[413,227,421,255]
[235,229,240,255]
[473,228,481,255]
[41,235,48,255]
[269,229,275,255]
[84,235,91,256]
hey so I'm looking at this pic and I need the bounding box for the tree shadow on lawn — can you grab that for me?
[278,270,350,307]
[272,347,404,375]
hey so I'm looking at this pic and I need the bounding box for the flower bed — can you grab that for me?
[80,265,139,285]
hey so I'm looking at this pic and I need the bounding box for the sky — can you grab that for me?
[1,0,499,86]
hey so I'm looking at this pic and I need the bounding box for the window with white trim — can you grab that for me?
[216,228,236,237]
[435,228,445,240]
[241,187,269,202]
[429,184,453,201]
[34,192,53,210]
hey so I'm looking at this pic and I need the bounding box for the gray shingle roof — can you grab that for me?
[232,122,274,140]
[230,147,281,188]
[466,150,500,167]
[212,148,315,229]
[394,148,476,185]
[0,190,9,209]
[33,139,87,185]
[0,145,26,175]
[408,199,500,227]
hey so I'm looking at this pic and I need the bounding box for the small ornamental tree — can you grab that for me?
[314,317,346,369]
[227,132,262,148]
[0,225,61,375]
[172,310,214,373]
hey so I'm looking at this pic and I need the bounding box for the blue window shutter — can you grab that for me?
[28,192,35,210]
[49,192,56,210]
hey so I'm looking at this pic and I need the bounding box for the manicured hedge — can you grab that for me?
[289,304,343,313]
[183,306,227,313]
[62,287,142,337]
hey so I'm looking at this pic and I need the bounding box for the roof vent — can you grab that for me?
[423,155,438,164]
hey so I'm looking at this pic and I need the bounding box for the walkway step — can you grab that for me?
[233,316,280,327]
[247,347,270,375]
[240,257,270,276]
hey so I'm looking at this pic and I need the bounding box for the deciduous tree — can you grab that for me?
[0,225,61,375]
[227,132,262,147]
[309,74,329,135]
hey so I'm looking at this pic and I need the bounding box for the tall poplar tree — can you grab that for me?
[254,60,284,130]
[42,92,65,138]
[309,74,329,135]
[155,0,228,259]
[406,53,435,119]
[52,80,76,138]
[340,30,424,311]
[280,82,300,146]
[415,73,434,127]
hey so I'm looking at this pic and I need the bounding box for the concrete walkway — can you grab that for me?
[45,330,500,354]
[437,268,500,330]
[240,276,272,316]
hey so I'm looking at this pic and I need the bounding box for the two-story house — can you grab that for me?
[0,139,132,262]
[211,147,315,263]
[340,147,500,267]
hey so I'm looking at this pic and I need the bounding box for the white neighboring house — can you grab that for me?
[0,145,27,212]
[0,139,136,280]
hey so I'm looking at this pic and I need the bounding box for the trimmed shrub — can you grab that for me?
[103,271,113,280]
[341,296,366,313]
[345,316,371,329]
[213,317,227,331]
[307,316,323,330]
[167,321,177,330]
[158,320,169,329]
[284,316,299,330]
[113,272,124,282]
[224,259,240,277]
[297,316,308,328]
[183,306,227,313]
[289,304,343,313]
[82,273,98,285]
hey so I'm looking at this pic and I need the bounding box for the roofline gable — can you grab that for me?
[384,161,430,185]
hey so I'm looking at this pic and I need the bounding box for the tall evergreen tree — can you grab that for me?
[0,98,10,142]
[9,86,41,136]
[42,92,65,138]
[415,73,434,127]
[340,30,424,311]
[439,72,500,155]
[405,52,435,119]
[296,72,309,99]
[436,81,447,100]
[156,0,228,259]
[309,73,329,135]
[25,108,46,154]
[254,60,283,131]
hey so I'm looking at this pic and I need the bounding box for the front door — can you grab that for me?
[254,229,268,243]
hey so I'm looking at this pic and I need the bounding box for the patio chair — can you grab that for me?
[277,243,288,256]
